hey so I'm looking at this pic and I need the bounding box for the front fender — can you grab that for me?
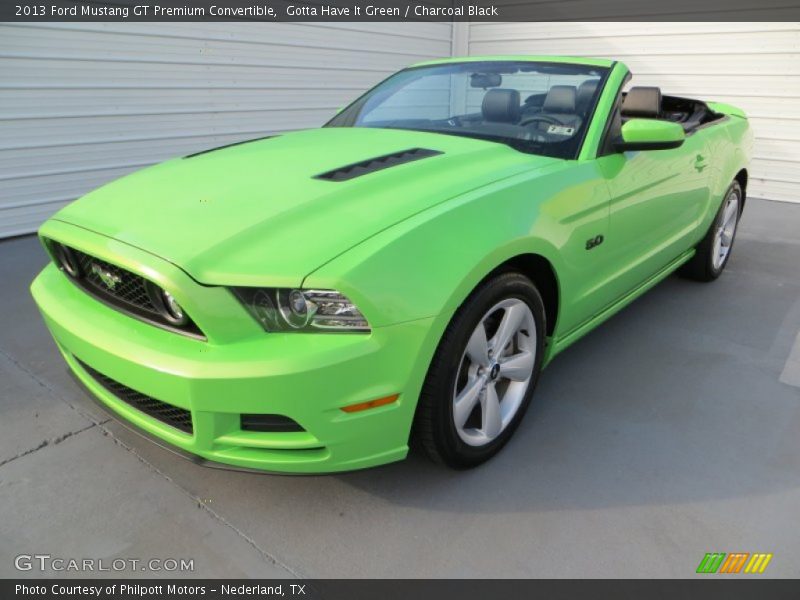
[302,168,569,331]
[302,181,567,422]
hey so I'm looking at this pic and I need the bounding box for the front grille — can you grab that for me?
[50,241,203,339]
[76,358,193,434]
[73,247,159,313]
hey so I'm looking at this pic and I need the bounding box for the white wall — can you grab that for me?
[0,22,453,238]
[2,22,798,239]
[466,22,800,202]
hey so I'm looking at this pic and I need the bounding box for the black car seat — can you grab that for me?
[534,85,581,131]
[482,88,521,123]
[621,86,662,120]
[576,79,600,115]
[478,88,527,138]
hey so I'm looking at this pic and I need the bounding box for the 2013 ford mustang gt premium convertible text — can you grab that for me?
[31,56,753,473]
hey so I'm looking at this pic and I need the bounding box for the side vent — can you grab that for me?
[314,148,443,182]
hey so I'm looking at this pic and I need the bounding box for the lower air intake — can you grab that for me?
[76,358,193,435]
[241,414,305,433]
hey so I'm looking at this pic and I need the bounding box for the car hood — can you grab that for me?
[53,127,558,286]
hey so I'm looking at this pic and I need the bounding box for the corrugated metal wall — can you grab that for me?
[465,22,800,203]
[0,22,452,238]
[2,22,798,239]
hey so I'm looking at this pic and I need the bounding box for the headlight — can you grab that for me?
[232,288,370,333]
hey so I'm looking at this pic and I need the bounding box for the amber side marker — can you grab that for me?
[341,394,399,413]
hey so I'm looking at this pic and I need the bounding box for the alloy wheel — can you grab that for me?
[712,188,740,271]
[453,298,537,446]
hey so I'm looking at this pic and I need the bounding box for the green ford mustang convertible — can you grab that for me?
[31,56,753,472]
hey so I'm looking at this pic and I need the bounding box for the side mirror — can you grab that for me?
[615,118,685,152]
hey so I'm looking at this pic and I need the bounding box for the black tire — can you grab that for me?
[680,181,743,282]
[412,272,546,469]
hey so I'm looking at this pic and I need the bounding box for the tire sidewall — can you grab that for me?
[429,273,546,467]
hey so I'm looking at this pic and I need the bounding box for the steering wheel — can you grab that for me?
[519,114,563,128]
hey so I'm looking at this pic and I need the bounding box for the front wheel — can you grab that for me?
[680,181,742,281]
[413,272,546,469]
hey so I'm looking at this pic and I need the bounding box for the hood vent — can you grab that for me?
[315,148,443,182]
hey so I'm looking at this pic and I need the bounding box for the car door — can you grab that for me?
[593,101,712,304]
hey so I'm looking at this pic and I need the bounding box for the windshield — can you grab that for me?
[326,61,609,159]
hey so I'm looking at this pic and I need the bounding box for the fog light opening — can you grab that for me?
[161,290,186,324]
[54,243,81,278]
[241,414,305,433]
[146,282,189,327]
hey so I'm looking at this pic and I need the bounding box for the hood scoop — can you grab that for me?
[315,147,442,182]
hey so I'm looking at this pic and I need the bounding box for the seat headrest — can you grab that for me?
[577,80,600,113]
[482,89,521,123]
[622,86,662,118]
[543,85,577,114]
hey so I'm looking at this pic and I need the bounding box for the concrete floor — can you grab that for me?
[1,197,799,579]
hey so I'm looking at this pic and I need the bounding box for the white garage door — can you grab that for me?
[465,22,800,203]
[0,22,452,238]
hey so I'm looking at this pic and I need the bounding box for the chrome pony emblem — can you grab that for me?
[90,263,121,290]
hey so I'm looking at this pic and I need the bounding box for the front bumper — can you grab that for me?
[31,222,435,474]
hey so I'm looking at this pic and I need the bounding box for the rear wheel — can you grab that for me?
[413,272,546,469]
[681,181,742,281]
